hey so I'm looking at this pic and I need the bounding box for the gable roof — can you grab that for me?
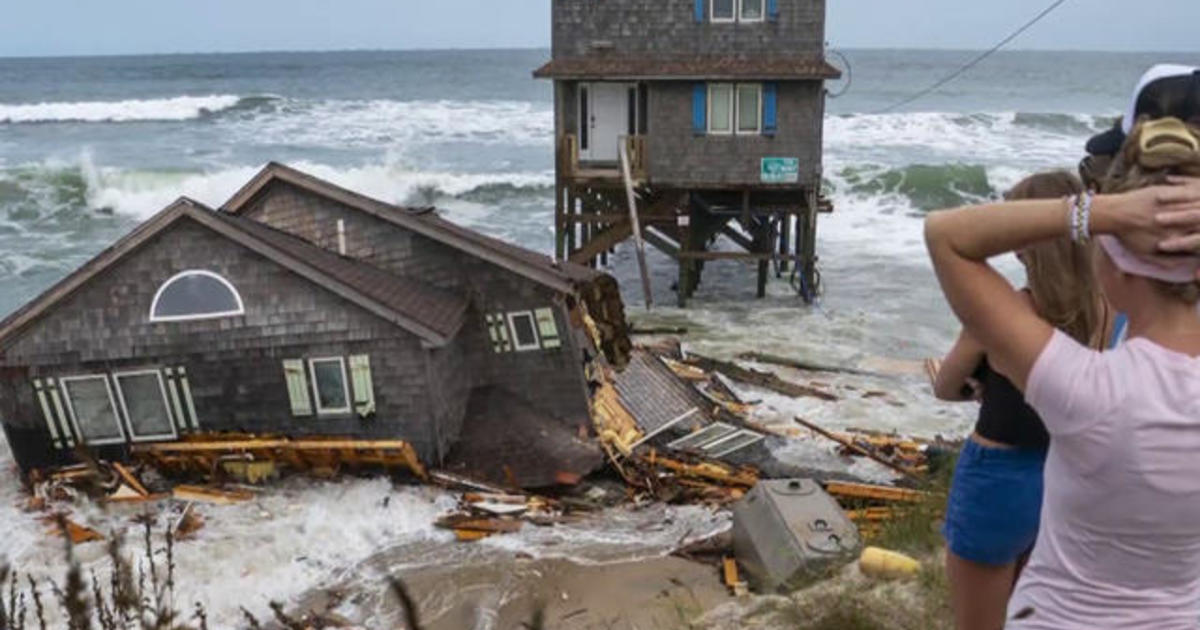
[0,198,468,349]
[220,162,603,295]
[533,55,842,81]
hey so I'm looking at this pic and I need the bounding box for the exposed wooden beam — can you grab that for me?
[677,252,807,261]
[568,221,632,264]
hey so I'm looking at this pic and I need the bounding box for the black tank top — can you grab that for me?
[972,359,1050,450]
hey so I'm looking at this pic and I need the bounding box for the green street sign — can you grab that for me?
[761,157,800,184]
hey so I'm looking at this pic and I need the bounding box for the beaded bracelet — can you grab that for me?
[1066,194,1080,241]
[1078,191,1093,243]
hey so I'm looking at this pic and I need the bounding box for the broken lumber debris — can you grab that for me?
[824,481,929,504]
[174,502,205,540]
[44,515,104,545]
[679,353,838,401]
[723,556,749,596]
[171,485,255,505]
[794,417,923,479]
[737,351,877,377]
[732,479,860,592]
[133,434,428,481]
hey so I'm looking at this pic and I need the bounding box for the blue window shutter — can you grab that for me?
[763,83,778,136]
[695,0,706,22]
[692,83,707,135]
[767,0,779,21]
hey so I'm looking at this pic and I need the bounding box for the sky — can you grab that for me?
[0,0,1197,58]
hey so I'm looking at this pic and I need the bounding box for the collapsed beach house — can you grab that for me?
[0,163,791,492]
[0,164,637,487]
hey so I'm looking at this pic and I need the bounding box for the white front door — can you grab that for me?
[580,82,632,163]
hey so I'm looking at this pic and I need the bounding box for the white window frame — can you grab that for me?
[707,83,735,135]
[710,0,736,22]
[308,357,351,416]
[736,83,763,134]
[112,369,177,442]
[59,374,126,446]
[506,311,542,352]
[149,269,245,323]
[739,0,766,22]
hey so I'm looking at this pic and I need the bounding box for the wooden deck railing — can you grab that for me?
[560,134,647,182]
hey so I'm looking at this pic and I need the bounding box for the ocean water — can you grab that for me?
[2,48,1198,625]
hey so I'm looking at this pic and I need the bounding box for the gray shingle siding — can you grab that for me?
[647,81,823,187]
[552,0,826,57]
[246,184,595,424]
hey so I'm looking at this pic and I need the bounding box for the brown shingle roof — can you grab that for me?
[221,163,603,293]
[212,213,468,341]
[0,199,469,349]
[533,55,842,80]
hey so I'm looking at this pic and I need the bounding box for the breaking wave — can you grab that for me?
[0,94,249,123]
[832,163,995,212]
[0,157,554,221]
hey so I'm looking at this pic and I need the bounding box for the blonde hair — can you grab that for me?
[1102,116,1200,304]
[1006,172,1105,345]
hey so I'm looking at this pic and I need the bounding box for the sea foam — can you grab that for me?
[0,94,243,123]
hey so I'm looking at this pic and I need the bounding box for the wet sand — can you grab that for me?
[302,554,732,629]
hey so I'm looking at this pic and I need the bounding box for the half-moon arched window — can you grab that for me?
[150,270,245,322]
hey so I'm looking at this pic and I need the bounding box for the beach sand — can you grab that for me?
[299,554,732,629]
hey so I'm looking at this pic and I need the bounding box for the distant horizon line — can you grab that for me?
[0,44,1197,61]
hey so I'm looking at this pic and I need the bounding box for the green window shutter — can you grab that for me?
[46,379,75,447]
[33,379,65,449]
[535,308,562,349]
[283,359,313,416]
[177,367,200,430]
[348,354,376,418]
[487,313,512,353]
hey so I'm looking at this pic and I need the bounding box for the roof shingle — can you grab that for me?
[533,55,842,80]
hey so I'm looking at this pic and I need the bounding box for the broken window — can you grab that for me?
[507,312,541,351]
[113,370,176,441]
[309,357,351,415]
[60,375,125,445]
[150,270,244,322]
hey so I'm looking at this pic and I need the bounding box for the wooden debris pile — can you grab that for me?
[825,481,931,541]
[133,433,428,482]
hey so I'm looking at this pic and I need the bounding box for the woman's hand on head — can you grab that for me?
[1155,178,1200,278]
[1102,177,1200,259]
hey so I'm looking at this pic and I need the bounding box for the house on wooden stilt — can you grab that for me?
[535,0,839,305]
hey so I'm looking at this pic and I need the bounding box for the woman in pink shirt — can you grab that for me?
[925,115,1200,629]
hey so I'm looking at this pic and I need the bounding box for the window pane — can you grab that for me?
[153,272,242,320]
[117,373,173,438]
[712,0,734,19]
[64,377,123,443]
[312,360,349,412]
[710,85,733,132]
[737,85,761,133]
[510,313,539,348]
[741,0,764,19]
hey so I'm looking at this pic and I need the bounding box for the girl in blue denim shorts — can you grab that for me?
[929,171,1114,630]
